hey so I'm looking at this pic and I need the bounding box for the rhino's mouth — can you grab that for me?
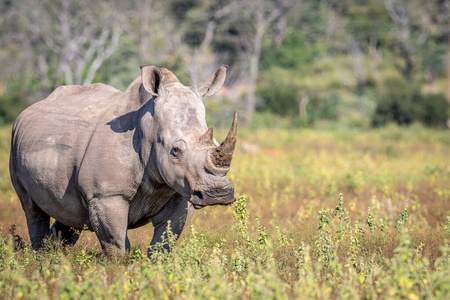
[190,191,205,210]
[189,190,236,210]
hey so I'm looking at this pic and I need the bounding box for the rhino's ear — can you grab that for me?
[140,65,162,97]
[194,65,228,97]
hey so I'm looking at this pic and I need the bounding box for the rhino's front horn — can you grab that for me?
[211,111,238,167]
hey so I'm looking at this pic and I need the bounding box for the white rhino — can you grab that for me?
[9,65,237,256]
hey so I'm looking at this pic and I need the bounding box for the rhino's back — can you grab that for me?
[18,83,121,123]
[10,83,123,228]
[13,83,122,163]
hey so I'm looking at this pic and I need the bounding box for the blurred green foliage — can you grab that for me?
[372,78,448,127]
[0,79,29,125]
[0,0,448,128]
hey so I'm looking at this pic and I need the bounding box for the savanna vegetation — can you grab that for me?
[0,0,450,298]
[1,124,450,298]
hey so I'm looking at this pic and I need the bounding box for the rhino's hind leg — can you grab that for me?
[11,179,50,250]
[125,235,131,251]
[49,221,80,246]
[19,196,51,250]
[24,205,50,250]
[89,196,130,256]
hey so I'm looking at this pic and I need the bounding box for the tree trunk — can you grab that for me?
[189,21,216,85]
[447,13,450,105]
[246,25,264,120]
[400,44,413,82]
[38,49,50,93]
[299,95,309,117]
[139,0,153,62]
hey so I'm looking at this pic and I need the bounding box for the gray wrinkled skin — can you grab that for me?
[9,65,237,257]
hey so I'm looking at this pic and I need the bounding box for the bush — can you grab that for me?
[0,76,35,125]
[372,80,449,127]
[291,93,343,128]
[257,66,343,127]
[204,98,239,128]
[307,93,341,122]
[418,93,449,127]
[257,78,300,117]
[248,112,277,129]
[260,31,319,71]
[0,92,28,125]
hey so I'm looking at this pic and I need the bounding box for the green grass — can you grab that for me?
[1,124,450,299]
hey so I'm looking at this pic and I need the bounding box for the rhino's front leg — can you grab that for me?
[89,196,129,256]
[149,194,195,256]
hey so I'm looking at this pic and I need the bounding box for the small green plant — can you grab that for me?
[148,220,179,260]
[316,209,335,268]
[334,193,350,242]
[380,218,387,236]
[396,207,409,233]
[256,218,268,247]
[366,207,377,233]
[445,216,450,239]
[348,221,364,269]
[233,196,252,247]
[75,249,94,268]
[275,226,290,247]
[8,224,25,250]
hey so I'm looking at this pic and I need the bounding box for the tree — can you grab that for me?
[187,1,239,84]
[384,0,448,82]
[4,0,124,89]
[134,0,158,62]
[236,0,297,121]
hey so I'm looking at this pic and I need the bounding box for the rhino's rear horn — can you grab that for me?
[199,126,214,145]
[211,111,237,167]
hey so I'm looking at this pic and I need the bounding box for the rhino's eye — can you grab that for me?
[171,147,182,157]
[170,147,181,157]
[170,141,186,158]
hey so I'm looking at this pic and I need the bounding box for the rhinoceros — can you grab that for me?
[9,65,237,256]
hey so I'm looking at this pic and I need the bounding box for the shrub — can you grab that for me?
[248,112,277,129]
[0,76,36,125]
[257,68,343,127]
[372,82,420,126]
[372,79,448,127]
[0,92,28,125]
[418,93,448,127]
[256,71,301,117]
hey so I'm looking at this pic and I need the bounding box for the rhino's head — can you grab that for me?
[140,65,237,209]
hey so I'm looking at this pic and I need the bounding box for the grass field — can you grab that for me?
[1,124,450,299]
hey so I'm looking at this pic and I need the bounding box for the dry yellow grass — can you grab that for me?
[1,124,450,298]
